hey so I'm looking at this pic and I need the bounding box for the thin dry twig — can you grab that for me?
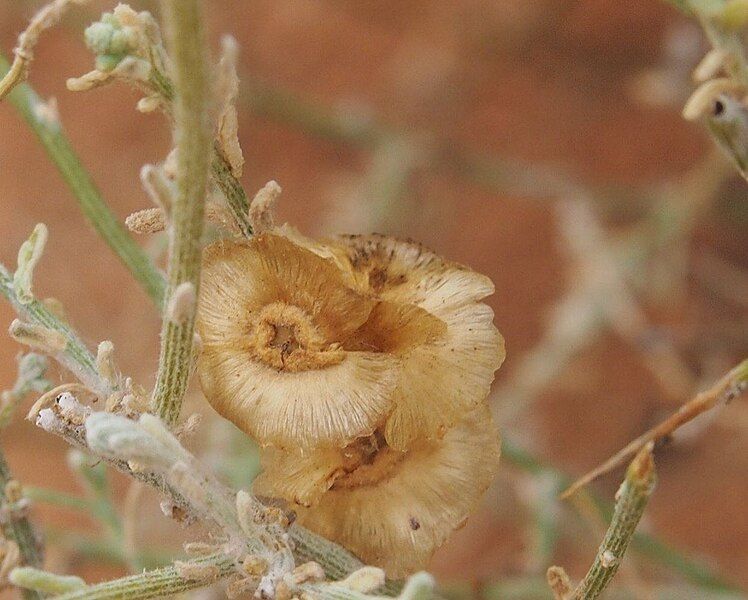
[561,359,748,499]
[546,566,573,600]
[0,0,89,100]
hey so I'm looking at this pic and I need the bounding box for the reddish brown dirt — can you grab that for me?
[1,0,746,595]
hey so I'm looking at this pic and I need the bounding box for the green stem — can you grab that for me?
[23,486,92,512]
[50,553,234,600]
[149,61,253,237]
[0,55,166,309]
[302,572,433,600]
[210,150,253,237]
[44,529,172,570]
[291,527,403,595]
[68,452,123,544]
[149,0,211,425]
[290,526,366,581]
[242,76,648,213]
[0,264,105,395]
[244,77,383,147]
[501,440,740,593]
[52,411,405,594]
[571,446,657,600]
[0,449,43,600]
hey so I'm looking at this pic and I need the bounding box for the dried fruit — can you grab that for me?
[197,233,399,450]
[255,406,501,578]
[329,234,505,449]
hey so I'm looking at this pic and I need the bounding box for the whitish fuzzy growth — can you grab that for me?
[248,181,282,233]
[95,341,117,386]
[215,35,244,178]
[67,4,165,92]
[85,412,183,472]
[9,319,67,354]
[167,283,197,326]
[13,223,48,305]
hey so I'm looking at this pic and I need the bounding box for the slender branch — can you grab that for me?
[290,528,366,581]
[0,449,43,600]
[561,359,748,499]
[44,529,172,570]
[67,451,123,545]
[149,0,211,425]
[0,55,166,308]
[210,151,253,237]
[30,410,193,521]
[475,578,743,600]
[0,0,84,101]
[33,408,404,593]
[0,264,108,396]
[302,572,432,600]
[49,552,234,600]
[0,56,24,101]
[23,486,92,512]
[147,54,253,238]
[241,76,654,213]
[569,445,657,599]
[502,440,739,593]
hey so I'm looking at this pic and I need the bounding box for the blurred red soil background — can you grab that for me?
[1,0,747,597]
